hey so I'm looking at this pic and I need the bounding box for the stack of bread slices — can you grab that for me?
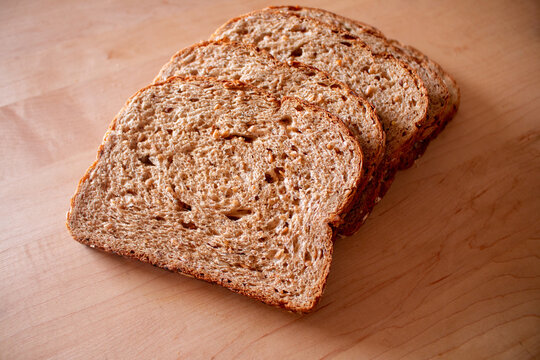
[67,6,460,312]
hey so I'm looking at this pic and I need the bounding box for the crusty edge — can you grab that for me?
[267,5,386,36]
[67,76,364,313]
[392,42,460,167]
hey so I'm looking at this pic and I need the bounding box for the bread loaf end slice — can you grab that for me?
[67,77,363,312]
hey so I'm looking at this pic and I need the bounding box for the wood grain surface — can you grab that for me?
[1,0,539,359]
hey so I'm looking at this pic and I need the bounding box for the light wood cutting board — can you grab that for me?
[1,0,539,359]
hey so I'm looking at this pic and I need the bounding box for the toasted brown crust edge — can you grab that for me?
[67,76,364,313]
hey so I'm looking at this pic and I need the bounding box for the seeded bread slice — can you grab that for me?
[67,76,364,312]
[155,40,384,187]
[268,6,451,170]
[211,10,428,234]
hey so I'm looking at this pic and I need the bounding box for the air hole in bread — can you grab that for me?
[189,69,198,76]
[265,167,285,183]
[340,41,352,47]
[341,95,348,102]
[342,33,356,40]
[290,24,306,32]
[278,115,292,126]
[304,251,312,262]
[180,221,197,230]
[164,107,174,113]
[294,104,304,112]
[290,47,303,57]
[264,173,275,183]
[237,27,248,35]
[224,208,253,221]
[222,133,257,143]
[139,155,154,166]
[166,129,173,135]
[154,216,164,221]
[175,199,191,211]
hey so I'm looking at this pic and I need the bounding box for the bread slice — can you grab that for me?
[155,40,384,186]
[66,76,363,312]
[391,41,461,168]
[268,6,451,170]
[211,10,428,234]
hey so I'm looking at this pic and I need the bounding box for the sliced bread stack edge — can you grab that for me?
[67,6,459,311]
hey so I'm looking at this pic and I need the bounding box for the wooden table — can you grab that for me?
[2,0,539,358]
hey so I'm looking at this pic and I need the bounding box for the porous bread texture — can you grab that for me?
[155,40,384,184]
[268,6,450,167]
[67,77,363,312]
[211,10,428,235]
[396,42,461,149]
[211,10,428,166]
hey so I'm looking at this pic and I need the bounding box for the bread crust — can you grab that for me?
[67,76,364,312]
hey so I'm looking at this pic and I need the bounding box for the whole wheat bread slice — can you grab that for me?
[67,76,363,312]
[155,40,384,186]
[391,41,461,165]
[211,10,428,234]
[268,6,451,170]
